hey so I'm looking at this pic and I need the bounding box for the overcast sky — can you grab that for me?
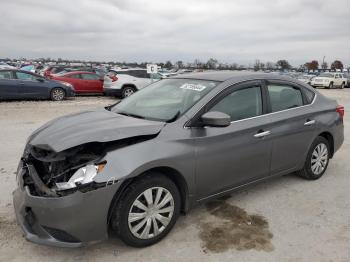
[0,0,349,66]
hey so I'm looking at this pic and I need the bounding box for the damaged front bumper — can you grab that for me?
[13,161,121,248]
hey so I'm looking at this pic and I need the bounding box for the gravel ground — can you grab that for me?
[0,90,350,262]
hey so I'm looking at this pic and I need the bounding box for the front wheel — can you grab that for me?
[111,174,181,247]
[50,88,65,101]
[328,82,333,89]
[340,82,345,89]
[296,136,330,180]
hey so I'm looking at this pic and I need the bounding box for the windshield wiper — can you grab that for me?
[117,112,145,119]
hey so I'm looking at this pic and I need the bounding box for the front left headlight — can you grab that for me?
[56,162,106,190]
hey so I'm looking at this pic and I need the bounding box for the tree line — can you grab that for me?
[1,57,346,71]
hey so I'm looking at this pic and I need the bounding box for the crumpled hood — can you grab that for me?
[28,108,165,152]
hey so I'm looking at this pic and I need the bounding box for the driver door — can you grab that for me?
[15,71,48,98]
[193,81,273,199]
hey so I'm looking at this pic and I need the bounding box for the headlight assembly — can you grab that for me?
[56,162,106,191]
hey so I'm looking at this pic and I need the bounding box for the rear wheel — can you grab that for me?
[50,88,65,101]
[111,174,181,247]
[296,136,330,180]
[122,86,136,98]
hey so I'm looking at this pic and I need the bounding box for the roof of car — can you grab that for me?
[171,71,298,82]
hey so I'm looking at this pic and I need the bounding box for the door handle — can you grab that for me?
[254,130,271,138]
[304,120,316,126]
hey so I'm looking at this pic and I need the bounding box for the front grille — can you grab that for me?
[42,226,81,243]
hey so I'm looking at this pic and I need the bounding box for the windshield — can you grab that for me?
[319,73,334,78]
[111,78,219,121]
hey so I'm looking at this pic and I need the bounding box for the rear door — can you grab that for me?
[0,71,18,99]
[15,71,49,98]
[80,73,103,93]
[265,80,317,175]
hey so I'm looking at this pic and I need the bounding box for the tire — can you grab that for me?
[296,136,330,180]
[111,174,181,247]
[50,88,65,101]
[122,86,136,98]
[327,82,333,89]
[340,82,345,89]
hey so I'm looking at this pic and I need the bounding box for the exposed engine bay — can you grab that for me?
[20,135,156,197]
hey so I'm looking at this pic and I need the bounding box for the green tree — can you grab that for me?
[276,59,291,70]
[331,60,344,70]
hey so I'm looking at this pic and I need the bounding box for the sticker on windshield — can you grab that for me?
[180,83,207,92]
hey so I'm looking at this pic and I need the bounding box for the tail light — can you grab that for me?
[336,105,344,119]
[111,76,118,82]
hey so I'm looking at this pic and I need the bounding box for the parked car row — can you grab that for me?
[1,66,350,101]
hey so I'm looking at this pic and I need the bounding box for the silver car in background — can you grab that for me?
[14,72,344,248]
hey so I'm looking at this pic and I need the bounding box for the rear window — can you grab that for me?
[81,73,99,80]
[268,84,303,112]
[303,88,315,104]
[69,74,81,79]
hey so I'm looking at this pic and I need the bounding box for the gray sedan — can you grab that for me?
[13,72,344,247]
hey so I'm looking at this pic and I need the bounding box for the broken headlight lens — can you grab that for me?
[55,162,106,191]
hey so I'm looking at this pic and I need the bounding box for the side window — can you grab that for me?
[69,74,81,79]
[16,72,36,81]
[0,71,13,79]
[268,84,303,112]
[303,88,315,104]
[133,70,148,78]
[210,86,262,121]
[81,73,99,80]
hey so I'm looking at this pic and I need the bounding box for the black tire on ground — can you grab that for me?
[122,86,136,98]
[50,88,65,101]
[340,82,345,89]
[296,136,330,180]
[111,174,181,247]
[327,82,333,89]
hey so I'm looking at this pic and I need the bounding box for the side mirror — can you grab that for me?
[200,111,231,127]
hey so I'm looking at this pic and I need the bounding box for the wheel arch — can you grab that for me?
[317,131,334,158]
[107,166,189,227]
[122,84,137,91]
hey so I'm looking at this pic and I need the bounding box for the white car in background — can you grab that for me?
[103,68,162,98]
[311,72,347,89]
[297,75,315,85]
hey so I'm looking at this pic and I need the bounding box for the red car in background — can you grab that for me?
[50,71,104,94]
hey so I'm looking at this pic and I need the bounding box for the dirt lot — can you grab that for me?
[1,91,350,262]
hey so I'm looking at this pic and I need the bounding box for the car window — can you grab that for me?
[302,88,315,104]
[81,73,99,80]
[0,71,13,79]
[69,74,81,79]
[112,79,219,122]
[16,72,36,81]
[268,84,303,112]
[210,86,262,121]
